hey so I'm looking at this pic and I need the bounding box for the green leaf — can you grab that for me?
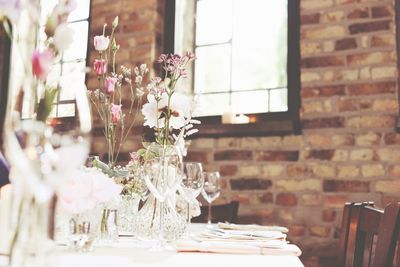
[36,87,58,122]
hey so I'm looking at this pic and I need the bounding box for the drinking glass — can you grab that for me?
[181,162,204,224]
[201,171,221,226]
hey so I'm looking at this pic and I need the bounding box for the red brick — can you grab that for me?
[301,85,346,98]
[302,117,345,129]
[219,165,238,176]
[230,178,272,190]
[348,20,391,34]
[287,164,312,177]
[335,38,357,51]
[288,225,306,237]
[337,99,372,112]
[258,192,273,203]
[347,7,369,19]
[214,150,252,161]
[347,51,395,66]
[305,150,335,161]
[371,6,393,18]
[301,13,320,24]
[347,82,396,96]
[323,180,370,193]
[323,195,348,208]
[186,151,209,163]
[256,151,299,162]
[276,193,298,206]
[384,133,400,145]
[301,55,345,68]
[310,226,331,238]
[322,209,337,222]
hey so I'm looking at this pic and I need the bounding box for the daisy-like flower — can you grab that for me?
[142,92,191,130]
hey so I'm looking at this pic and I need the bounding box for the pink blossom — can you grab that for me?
[111,104,122,124]
[104,76,117,94]
[157,54,167,63]
[186,51,196,60]
[93,59,107,75]
[94,35,110,51]
[57,168,122,214]
[31,49,54,80]
[179,69,187,78]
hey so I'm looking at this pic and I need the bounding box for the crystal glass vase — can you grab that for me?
[133,144,187,242]
[118,195,141,235]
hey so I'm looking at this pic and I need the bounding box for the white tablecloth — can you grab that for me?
[49,246,304,267]
[1,224,304,267]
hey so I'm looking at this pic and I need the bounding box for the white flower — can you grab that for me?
[94,35,110,51]
[53,23,74,51]
[142,92,191,129]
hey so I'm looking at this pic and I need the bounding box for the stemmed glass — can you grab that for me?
[181,162,204,225]
[201,171,221,226]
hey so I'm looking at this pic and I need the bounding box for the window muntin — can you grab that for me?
[177,0,289,117]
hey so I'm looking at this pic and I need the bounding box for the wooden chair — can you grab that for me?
[192,201,239,223]
[338,202,400,267]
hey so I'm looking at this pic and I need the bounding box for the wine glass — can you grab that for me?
[181,162,204,224]
[201,171,221,226]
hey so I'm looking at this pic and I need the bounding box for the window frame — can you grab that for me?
[396,0,400,132]
[164,0,301,137]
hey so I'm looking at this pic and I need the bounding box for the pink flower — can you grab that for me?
[186,51,196,60]
[111,104,122,124]
[179,69,187,78]
[31,49,54,80]
[93,59,107,75]
[57,168,122,214]
[157,54,167,63]
[104,77,117,94]
[94,35,110,51]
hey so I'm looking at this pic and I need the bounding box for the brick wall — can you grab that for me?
[88,0,399,266]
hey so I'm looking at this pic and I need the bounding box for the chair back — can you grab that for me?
[338,202,400,267]
[192,201,239,223]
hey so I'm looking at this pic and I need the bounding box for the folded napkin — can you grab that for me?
[198,228,287,241]
[176,240,302,256]
[217,222,288,233]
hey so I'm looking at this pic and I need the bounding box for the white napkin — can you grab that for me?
[176,240,302,256]
[217,222,289,233]
[197,229,287,241]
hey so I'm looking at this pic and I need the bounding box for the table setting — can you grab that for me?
[0,4,303,267]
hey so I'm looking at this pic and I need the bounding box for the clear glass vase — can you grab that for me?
[133,144,187,242]
[118,195,141,235]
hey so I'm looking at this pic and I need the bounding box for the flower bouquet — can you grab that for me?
[132,52,201,242]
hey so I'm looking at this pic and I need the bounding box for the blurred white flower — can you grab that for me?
[142,92,191,129]
[0,0,22,24]
[53,23,74,51]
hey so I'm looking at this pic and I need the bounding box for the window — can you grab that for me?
[170,0,300,136]
[39,0,91,118]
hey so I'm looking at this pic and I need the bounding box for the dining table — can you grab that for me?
[0,224,304,267]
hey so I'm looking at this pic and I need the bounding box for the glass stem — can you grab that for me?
[207,202,212,225]
[159,201,164,245]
